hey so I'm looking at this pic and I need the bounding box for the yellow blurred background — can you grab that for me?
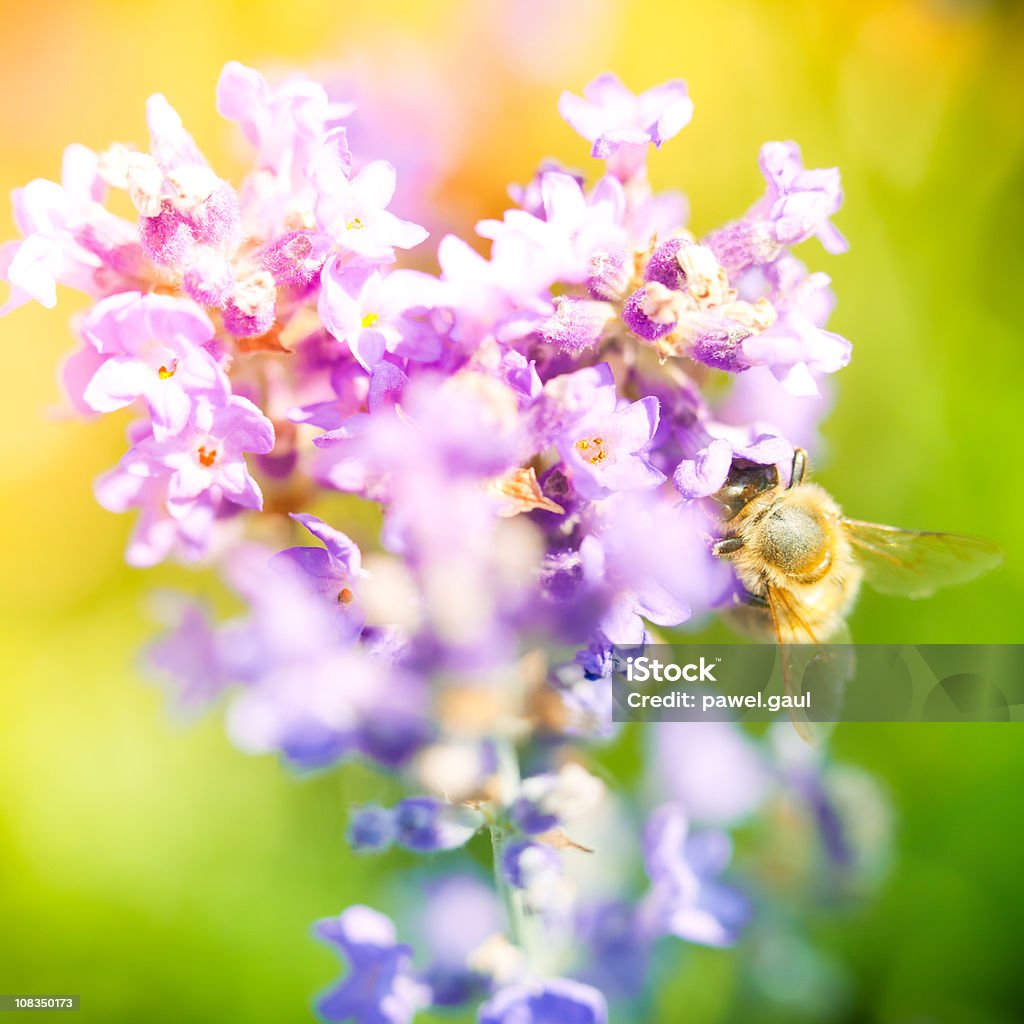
[1,1,1023,1021]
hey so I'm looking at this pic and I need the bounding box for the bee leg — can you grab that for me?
[789,448,808,488]
[738,589,769,609]
[713,537,744,557]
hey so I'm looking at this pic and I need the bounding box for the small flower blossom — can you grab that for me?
[479,978,608,1024]
[319,259,443,369]
[477,171,626,286]
[757,141,848,254]
[314,159,428,263]
[559,73,693,180]
[314,906,431,1024]
[559,396,664,500]
[77,291,226,438]
[0,145,130,313]
[392,797,485,852]
[121,394,274,514]
[641,804,750,947]
[273,513,365,632]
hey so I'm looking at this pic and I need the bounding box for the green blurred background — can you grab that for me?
[1,1,1023,1020]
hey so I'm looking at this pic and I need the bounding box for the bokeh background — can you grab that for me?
[1,1,1023,1020]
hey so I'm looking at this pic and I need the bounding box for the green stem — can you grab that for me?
[489,823,525,948]
[489,739,530,953]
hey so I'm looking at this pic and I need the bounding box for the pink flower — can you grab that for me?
[0,145,127,313]
[559,74,693,180]
[319,259,443,369]
[121,394,274,515]
[477,171,626,285]
[76,291,227,438]
[314,159,427,264]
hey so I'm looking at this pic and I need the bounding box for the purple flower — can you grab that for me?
[77,291,226,438]
[501,841,567,917]
[393,797,484,853]
[314,906,431,1024]
[260,230,332,289]
[120,394,274,515]
[644,237,690,290]
[477,171,626,286]
[756,141,848,254]
[0,145,130,314]
[585,248,631,302]
[642,803,750,947]
[217,61,349,179]
[580,493,727,646]
[414,874,501,1007]
[348,804,397,853]
[314,159,428,263]
[479,978,607,1024]
[436,233,550,345]
[132,95,243,264]
[559,396,665,500]
[511,763,606,835]
[93,459,220,567]
[621,284,676,342]
[273,513,365,631]
[319,260,443,369]
[673,432,793,499]
[538,296,614,356]
[147,601,225,709]
[559,73,693,180]
[740,268,851,396]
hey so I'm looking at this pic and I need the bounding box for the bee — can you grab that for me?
[710,448,1002,645]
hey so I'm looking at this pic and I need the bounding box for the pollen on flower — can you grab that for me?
[158,360,178,380]
[575,437,607,464]
[338,587,354,605]
[347,217,365,230]
[197,445,218,467]
[361,312,379,328]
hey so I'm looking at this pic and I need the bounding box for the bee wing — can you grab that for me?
[767,587,853,745]
[842,519,1002,599]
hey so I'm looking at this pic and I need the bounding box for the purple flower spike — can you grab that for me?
[757,141,848,254]
[621,285,676,342]
[314,906,431,1024]
[479,978,608,1024]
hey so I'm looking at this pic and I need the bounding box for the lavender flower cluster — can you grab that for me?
[2,65,879,1021]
